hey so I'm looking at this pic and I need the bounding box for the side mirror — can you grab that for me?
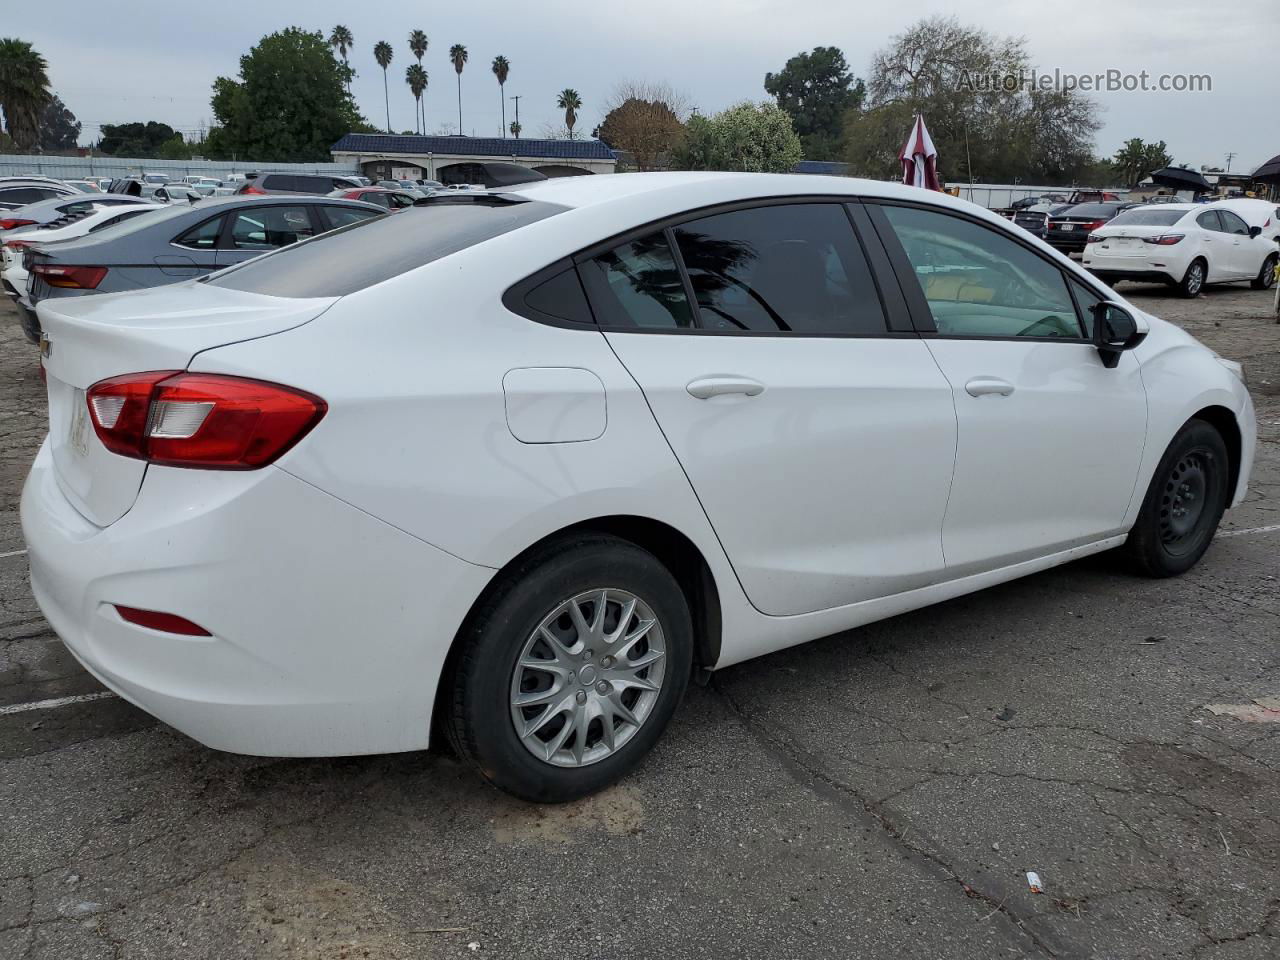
[1091,300,1147,368]
[1249,225,1262,239]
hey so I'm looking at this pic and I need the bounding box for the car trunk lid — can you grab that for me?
[38,282,338,527]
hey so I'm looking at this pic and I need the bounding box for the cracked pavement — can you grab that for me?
[1,283,1278,959]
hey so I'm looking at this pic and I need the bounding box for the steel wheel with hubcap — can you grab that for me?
[511,588,667,767]
[445,534,692,802]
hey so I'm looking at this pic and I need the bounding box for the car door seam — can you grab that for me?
[918,339,959,568]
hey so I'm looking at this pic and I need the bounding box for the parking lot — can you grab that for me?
[1,284,1277,959]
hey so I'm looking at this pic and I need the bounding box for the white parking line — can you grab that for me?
[1218,524,1280,538]
[0,692,118,716]
[0,548,27,560]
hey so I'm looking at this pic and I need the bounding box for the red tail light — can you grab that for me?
[1086,233,1103,243]
[31,264,107,289]
[3,240,30,251]
[85,372,326,469]
[240,184,267,195]
[1082,220,1107,231]
[1142,234,1185,246]
[0,217,35,230]
[114,605,211,636]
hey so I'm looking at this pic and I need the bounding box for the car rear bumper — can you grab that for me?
[21,440,495,757]
[1085,268,1178,285]
[1047,235,1089,253]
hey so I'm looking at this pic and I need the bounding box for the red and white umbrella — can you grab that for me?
[899,115,942,191]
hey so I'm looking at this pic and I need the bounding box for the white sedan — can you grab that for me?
[1083,202,1278,297]
[22,173,1256,801]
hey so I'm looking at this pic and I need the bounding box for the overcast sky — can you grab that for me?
[10,0,1278,173]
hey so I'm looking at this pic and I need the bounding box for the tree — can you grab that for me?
[405,64,428,137]
[598,80,689,171]
[408,30,428,133]
[492,55,510,138]
[509,120,522,139]
[672,102,802,173]
[97,120,180,157]
[373,41,394,133]
[557,88,582,139]
[1112,137,1172,186]
[38,93,80,151]
[328,25,354,93]
[449,45,468,134]
[845,17,1100,184]
[0,38,52,151]
[210,28,363,162]
[159,135,192,160]
[764,47,864,161]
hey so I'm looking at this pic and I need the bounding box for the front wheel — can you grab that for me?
[444,535,692,802]
[1124,420,1230,577]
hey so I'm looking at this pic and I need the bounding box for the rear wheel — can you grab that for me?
[444,535,692,802]
[1251,253,1277,290]
[1124,420,1229,577]
[1177,258,1206,298]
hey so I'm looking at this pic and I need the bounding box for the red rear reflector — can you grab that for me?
[86,372,326,469]
[31,264,107,289]
[0,217,35,230]
[114,605,211,636]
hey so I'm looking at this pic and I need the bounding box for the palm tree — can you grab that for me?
[373,41,394,133]
[0,38,51,151]
[408,30,428,133]
[405,65,428,137]
[449,45,468,134]
[509,121,522,139]
[557,88,582,140]
[491,56,510,138]
[327,26,355,94]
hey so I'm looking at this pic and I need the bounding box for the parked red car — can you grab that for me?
[331,187,418,212]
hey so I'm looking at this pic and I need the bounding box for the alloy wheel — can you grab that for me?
[510,588,667,768]
[1186,262,1204,296]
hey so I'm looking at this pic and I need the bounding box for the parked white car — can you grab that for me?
[1212,198,1280,242]
[1,203,162,313]
[1083,202,1278,296]
[22,173,1255,801]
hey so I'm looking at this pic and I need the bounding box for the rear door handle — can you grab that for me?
[965,377,1015,398]
[686,376,765,400]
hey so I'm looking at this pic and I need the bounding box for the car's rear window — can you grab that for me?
[206,198,567,298]
[1060,203,1122,218]
[1109,208,1188,227]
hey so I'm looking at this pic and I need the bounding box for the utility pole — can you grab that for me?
[509,95,521,138]
[1224,151,1236,172]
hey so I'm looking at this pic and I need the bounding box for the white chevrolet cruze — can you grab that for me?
[22,173,1256,801]
[1083,201,1279,297]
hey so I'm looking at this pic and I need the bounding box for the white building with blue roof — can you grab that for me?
[330,133,618,183]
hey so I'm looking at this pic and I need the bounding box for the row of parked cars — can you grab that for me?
[999,191,1279,297]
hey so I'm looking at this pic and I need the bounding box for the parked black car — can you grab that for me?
[236,172,363,195]
[18,195,383,343]
[1046,202,1136,254]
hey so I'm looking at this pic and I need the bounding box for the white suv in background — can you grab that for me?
[1083,202,1278,297]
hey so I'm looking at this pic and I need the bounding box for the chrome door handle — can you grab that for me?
[965,377,1015,398]
[686,376,765,400]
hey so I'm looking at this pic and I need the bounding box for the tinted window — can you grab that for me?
[319,205,382,229]
[883,205,1082,339]
[1196,211,1223,232]
[0,187,60,205]
[362,191,391,209]
[1109,208,1188,227]
[229,205,317,250]
[388,192,416,209]
[89,208,154,233]
[1061,203,1120,218]
[673,203,886,335]
[1218,210,1250,236]
[581,232,695,329]
[175,214,225,249]
[1068,278,1104,338]
[522,266,594,325]
[208,198,566,298]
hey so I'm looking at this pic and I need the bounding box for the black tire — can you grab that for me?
[1124,420,1230,577]
[1176,258,1207,298]
[1251,253,1277,291]
[444,534,692,802]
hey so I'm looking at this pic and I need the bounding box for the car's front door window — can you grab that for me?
[881,204,1082,339]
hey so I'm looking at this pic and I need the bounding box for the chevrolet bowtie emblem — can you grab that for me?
[39,334,52,359]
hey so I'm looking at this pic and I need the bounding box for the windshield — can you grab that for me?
[207,198,567,298]
[1108,208,1189,227]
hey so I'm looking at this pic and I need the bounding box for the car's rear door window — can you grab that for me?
[1196,210,1224,232]
[580,232,696,329]
[229,205,318,250]
[671,203,886,334]
[318,205,382,230]
[175,214,225,249]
